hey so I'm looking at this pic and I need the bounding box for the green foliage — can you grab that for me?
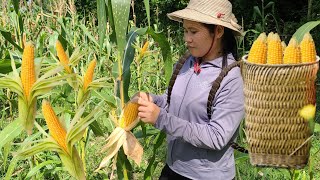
[0,0,320,179]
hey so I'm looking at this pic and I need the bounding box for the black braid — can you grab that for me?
[167,51,191,108]
[207,56,238,120]
[206,58,248,154]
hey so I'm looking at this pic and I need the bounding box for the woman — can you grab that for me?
[135,0,244,179]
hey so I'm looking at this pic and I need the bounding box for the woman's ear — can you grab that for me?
[215,25,224,39]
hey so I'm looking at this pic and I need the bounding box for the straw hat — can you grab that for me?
[167,0,243,36]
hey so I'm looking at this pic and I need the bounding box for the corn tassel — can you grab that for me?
[42,100,68,153]
[119,102,139,129]
[283,37,301,64]
[21,42,36,100]
[56,40,72,73]
[267,33,283,64]
[300,32,316,63]
[83,59,97,91]
[247,33,267,64]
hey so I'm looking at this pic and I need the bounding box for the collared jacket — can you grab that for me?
[151,54,244,180]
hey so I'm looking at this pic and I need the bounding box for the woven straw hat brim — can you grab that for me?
[168,8,242,36]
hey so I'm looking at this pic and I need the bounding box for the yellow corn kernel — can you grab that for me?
[281,41,286,54]
[56,40,72,73]
[267,32,274,44]
[42,100,68,153]
[247,33,267,64]
[119,102,139,128]
[283,37,301,64]
[21,42,36,100]
[300,32,316,63]
[83,59,97,91]
[267,33,283,64]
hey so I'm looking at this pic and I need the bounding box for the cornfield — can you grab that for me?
[0,0,319,180]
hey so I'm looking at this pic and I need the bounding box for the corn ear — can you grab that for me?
[141,41,149,57]
[283,37,301,64]
[300,32,316,63]
[267,33,283,64]
[119,102,139,129]
[281,41,286,54]
[56,40,72,73]
[267,32,274,44]
[247,33,267,64]
[83,59,97,91]
[42,100,68,153]
[21,42,36,100]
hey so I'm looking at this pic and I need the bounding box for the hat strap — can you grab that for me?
[197,33,215,63]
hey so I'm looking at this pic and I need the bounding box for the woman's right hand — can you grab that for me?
[131,92,153,102]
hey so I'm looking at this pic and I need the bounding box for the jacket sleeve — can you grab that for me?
[149,90,168,109]
[154,75,245,150]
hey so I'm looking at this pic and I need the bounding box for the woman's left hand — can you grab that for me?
[137,98,160,125]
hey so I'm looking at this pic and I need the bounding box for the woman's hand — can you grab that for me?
[137,98,160,125]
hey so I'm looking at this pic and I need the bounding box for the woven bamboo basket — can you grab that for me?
[241,55,319,168]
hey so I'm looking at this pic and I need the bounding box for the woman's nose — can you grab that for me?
[184,33,192,43]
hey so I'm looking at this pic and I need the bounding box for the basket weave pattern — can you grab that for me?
[242,57,319,168]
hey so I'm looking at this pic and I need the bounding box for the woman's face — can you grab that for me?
[183,20,223,60]
[183,20,214,58]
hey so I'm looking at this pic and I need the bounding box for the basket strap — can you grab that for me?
[206,59,248,154]
[167,51,191,108]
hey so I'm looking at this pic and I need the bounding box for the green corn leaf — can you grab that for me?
[92,90,117,108]
[0,27,23,52]
[111,0,131,55]
[147,28,173,85]
[17,139,63,158]
[4,157,20,180]
[0,59,21,74]
[67,108,100,148]
[97,0,107,52]
[78,24,99,47]
[25,160,61,179]
[0,119,23,150]
[123,27,148,102]
[144,0,150,27]
[89,120,104,137]
[293,21,320,43]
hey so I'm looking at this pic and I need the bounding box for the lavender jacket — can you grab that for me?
[151,54,244,180]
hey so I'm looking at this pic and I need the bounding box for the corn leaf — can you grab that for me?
[25,160,61,179]
[101,127,125,151]
[147,28,173,85]
[17,139,63,157]
[0,119,23,150]
[97,0,107,52]
[111,0,130,54]
[293,21,320,43]
[0,59,21,74]
[59,147,86,180]
[92,90,117,108]
[122,27,148,102]
[144,0,150,27]
[67,107,100,148]
[89,120,104,137]
[78,24,99,47]
[96,132,126,171]
[4,157,20,180]
[0,27,22,52]
[123,131,143,165]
